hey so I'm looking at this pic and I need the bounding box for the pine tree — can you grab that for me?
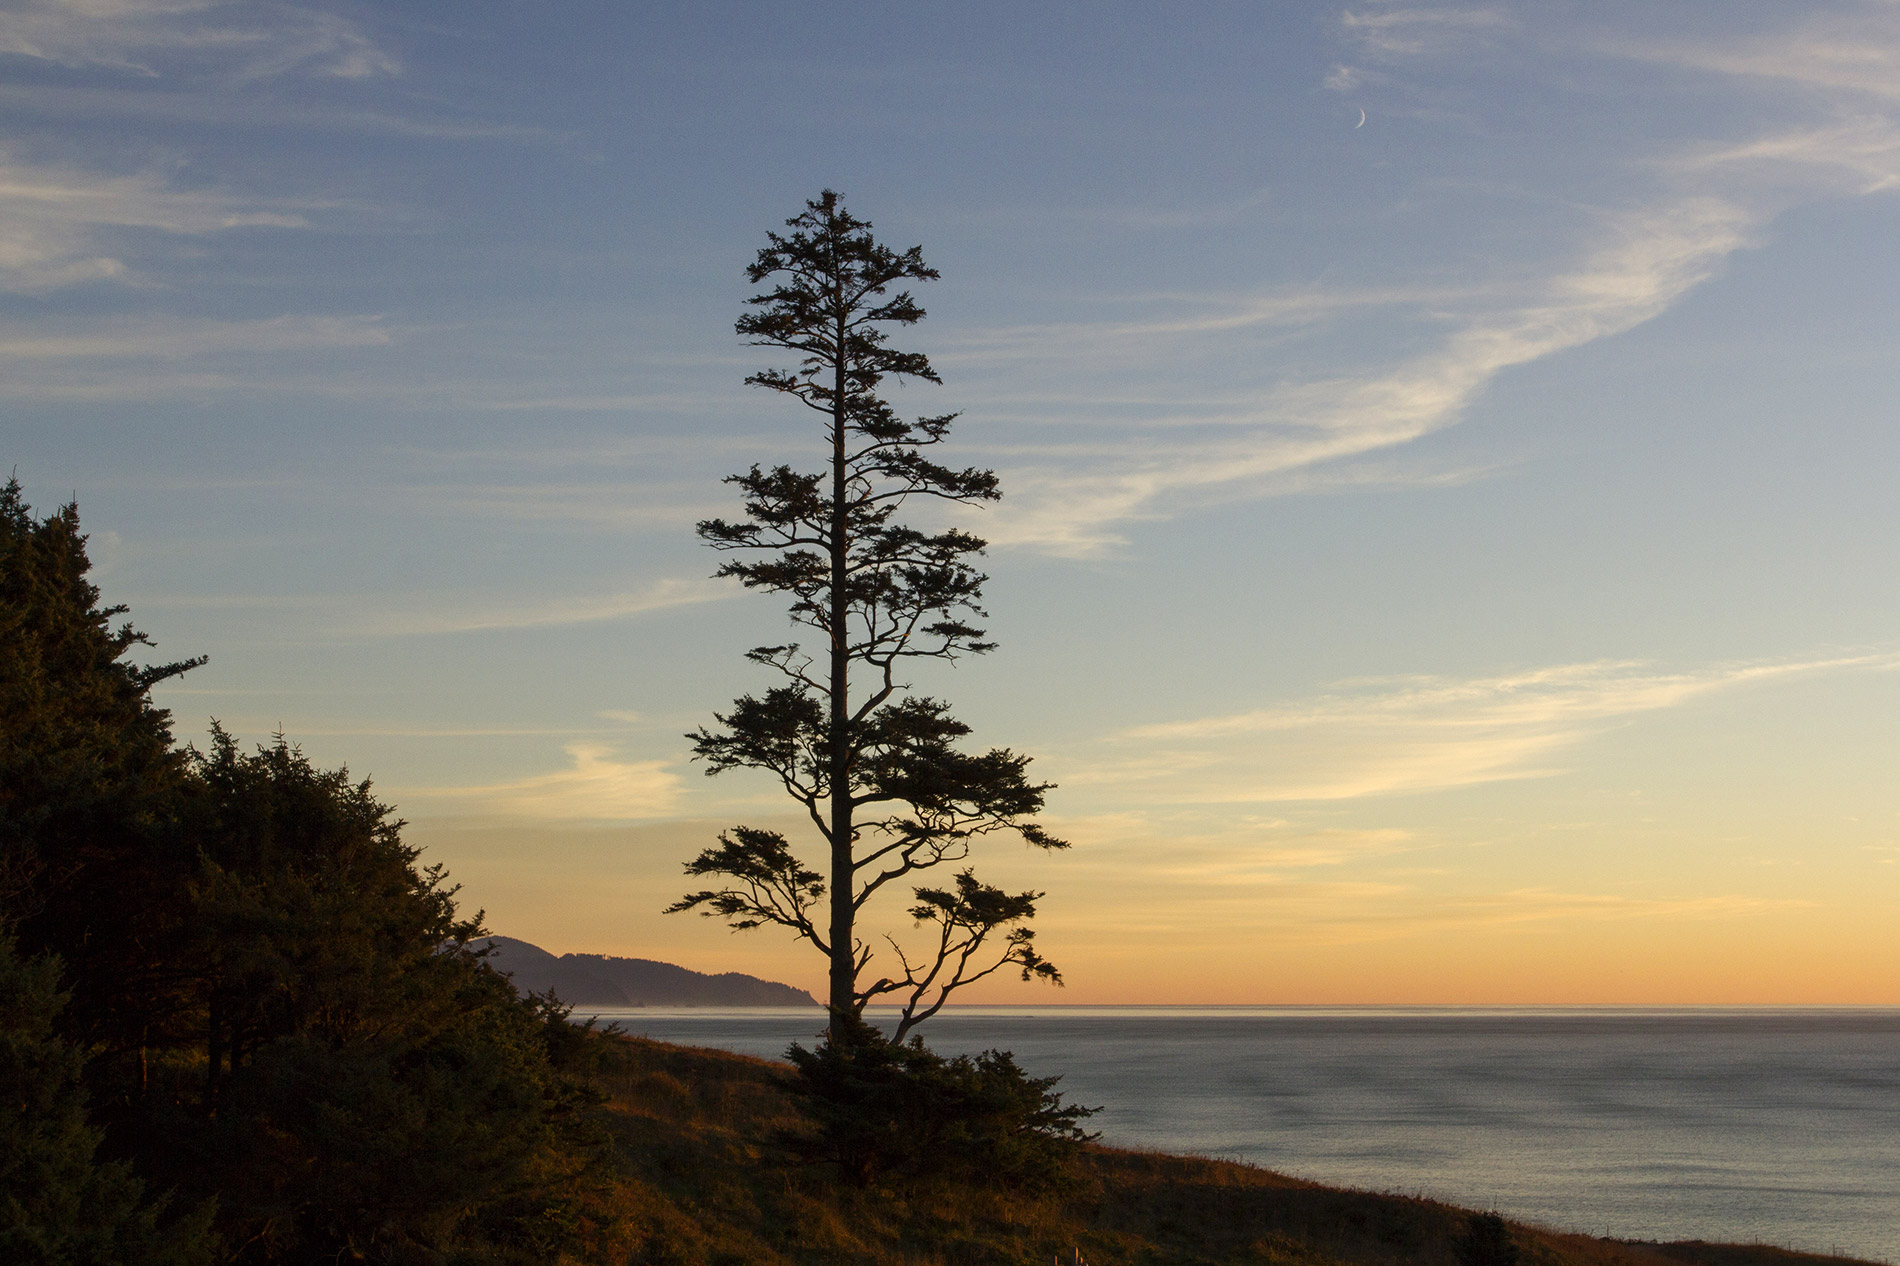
[670,191,1067,1040]
[1,483,611,1263]
[178,731,608,1263]
[0,929,215,1266]
[0,478,203,1103]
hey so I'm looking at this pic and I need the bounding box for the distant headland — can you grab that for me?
[478,935,818,1007]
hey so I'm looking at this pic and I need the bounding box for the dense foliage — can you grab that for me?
[0,481,204,1092]
[0,930,215,1266]
[1457,1213,1523,1266]
[0,482,614,1265]
[169,733,611,1264]
[782,1019,1097,1190]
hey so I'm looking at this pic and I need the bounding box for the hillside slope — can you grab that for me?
[479,935,817,1006]
[584,1036,1881,1266]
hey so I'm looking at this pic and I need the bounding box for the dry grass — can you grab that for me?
[574,1036,1882,1266]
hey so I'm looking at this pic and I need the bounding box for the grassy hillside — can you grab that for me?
[579,1036,1880,1266]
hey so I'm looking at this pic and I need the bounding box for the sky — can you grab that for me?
[5,0,1900,1004]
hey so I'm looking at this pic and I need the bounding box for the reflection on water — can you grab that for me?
[588,1006,1900,1263]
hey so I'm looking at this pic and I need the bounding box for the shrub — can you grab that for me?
[783,1019,1097,1190]
[1457,1212,1521,1266]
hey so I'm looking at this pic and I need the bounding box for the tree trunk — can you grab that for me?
[826,302,855,1036]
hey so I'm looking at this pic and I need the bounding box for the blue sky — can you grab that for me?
[6,1,1900,1001]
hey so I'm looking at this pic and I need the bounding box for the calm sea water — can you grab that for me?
[587,1006,1900,1263]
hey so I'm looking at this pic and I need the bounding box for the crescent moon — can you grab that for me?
[1355,108,1366,128]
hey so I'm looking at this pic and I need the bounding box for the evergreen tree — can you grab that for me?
[1,483,612,1264]
[669,191,1066,1040]
[782,1016,1096,1190]
[0,929,215,1266]
[0,478,203,1106]
[173,732,609,1264]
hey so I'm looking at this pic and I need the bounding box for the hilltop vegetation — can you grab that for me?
[1,483,613,1264]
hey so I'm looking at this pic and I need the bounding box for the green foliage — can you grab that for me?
[781,1022,1097,1191]
[0,929,215,1266]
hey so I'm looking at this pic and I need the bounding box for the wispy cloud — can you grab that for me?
[1056,822,1808,946]
[1076,653,1898,804]
[358,578,730,636]
[0,0,398,81]
[972,191,1761,556]
[0,83,562,152]
[1258,887,1813,946]
[399,484,729,533]
[0,150,319,292]
[0,314,391,358]
[1674,118,1900,195]
[944,282,1487,363]
[1171,826,1420,871]
[949,5,1900,557]
[126,577,732,637]
[1607,5,1900,103]
[400,743,682,821]
[1339,6,1515,59]
[1049,811,1420,875]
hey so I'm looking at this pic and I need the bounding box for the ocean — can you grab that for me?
[585,1005,1900,1263]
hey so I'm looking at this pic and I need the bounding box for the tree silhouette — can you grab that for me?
[2,484,612,1263]
[0,929,215,1266]
[177,731,605,1263]
[669,191,1066,1040]
[0,478,205,1105]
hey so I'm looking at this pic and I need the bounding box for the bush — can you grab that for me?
[1457,1212,1521,1266]
[783,1019,1097,1190]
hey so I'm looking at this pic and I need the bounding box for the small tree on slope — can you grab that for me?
[669,190,1067,1041]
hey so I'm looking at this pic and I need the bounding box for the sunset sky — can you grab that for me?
[6,0,1900,1003]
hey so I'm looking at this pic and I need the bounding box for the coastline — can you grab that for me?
[590,1007,1900,1262]
[594,1033,1891,1266]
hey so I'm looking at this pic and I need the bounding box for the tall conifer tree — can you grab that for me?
[671,191,1066,1040]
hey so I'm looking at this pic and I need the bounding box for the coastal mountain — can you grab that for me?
[478,936,817,1007]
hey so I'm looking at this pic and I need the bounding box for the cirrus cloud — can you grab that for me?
[1074,652,1900,805]
[0,0,397,80]
[400,743,682,822]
